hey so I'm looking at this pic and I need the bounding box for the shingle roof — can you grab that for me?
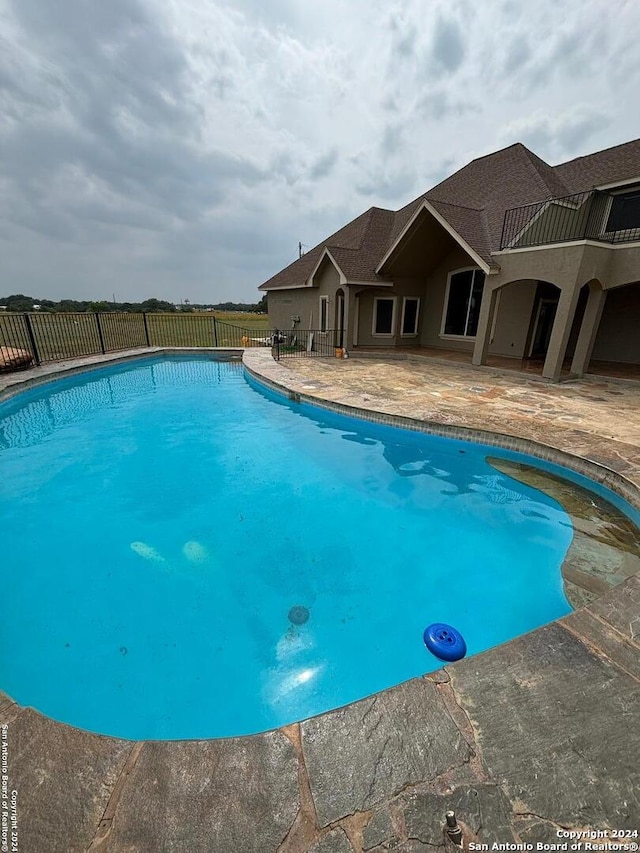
[423,143,571,260]
[427,200,492,264]
[554,139,640,192]
[259,139,640,290]
[259,207,395,290]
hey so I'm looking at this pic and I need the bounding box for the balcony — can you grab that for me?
[500,188,640,250]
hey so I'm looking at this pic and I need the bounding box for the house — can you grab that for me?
[259,139,640,380]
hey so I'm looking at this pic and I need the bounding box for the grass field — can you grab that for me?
[0,311,272,365]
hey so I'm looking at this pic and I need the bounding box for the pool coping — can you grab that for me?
[2,348,639,852]
[243,351,640,511]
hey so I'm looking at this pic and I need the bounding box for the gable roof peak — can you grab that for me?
[469,141,533,162]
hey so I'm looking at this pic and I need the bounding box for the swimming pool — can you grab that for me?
[0,355,636,740]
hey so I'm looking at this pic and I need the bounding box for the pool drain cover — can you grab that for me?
[288,605,310,625]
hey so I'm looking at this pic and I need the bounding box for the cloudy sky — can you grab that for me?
[1,0,639,304]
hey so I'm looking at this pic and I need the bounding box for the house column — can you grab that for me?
[472,286,500,366]
[343,288,351,350]
[570,287,607,376]
[352,292,360,347]
[542,285,581,380]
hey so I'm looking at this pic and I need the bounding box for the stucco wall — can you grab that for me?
[312,258,340,298]
[491,243,604,292]
[487,280,537,358]
[267,289,317,332]
[266,257,344,334]
[607,245,640,289]
[592,284,640,363]
[492,241,640,291]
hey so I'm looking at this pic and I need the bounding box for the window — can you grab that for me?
[606,189,640,233]
[442,269,485,337]
[319,296,328,332]
[401,297,420,336]
[373,297,395,335]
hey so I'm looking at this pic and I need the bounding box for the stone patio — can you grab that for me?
[1,349,639,852]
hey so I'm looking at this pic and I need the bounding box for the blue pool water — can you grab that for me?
[0,355,625,739]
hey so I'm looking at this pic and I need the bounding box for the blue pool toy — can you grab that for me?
[423,623,467,662]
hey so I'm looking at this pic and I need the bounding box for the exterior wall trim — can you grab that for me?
[259,282,314,292]
[492,239,640,257]
[595,175,640,191]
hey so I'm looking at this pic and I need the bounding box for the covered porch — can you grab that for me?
[472,274,640,381]
[351,343,640,382]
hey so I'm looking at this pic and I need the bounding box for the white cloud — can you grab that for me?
[499,106,609,161]
[0,0,639,303]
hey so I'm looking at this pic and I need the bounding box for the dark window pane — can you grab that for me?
[444,270,485,336]
[402,299,419,334]
[607,191,640,231]
[375,299,394,334]
[466,271,486,336]
[444,271,473,335]
[320,298,328,331]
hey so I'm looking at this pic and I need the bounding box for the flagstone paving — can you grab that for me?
[1,349,639,852]
[260,352,640,477]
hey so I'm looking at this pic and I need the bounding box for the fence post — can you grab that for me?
[95,312,106,354]
[23,313,41,365]
[276,334,280,361]
[143,312,150,347]
[212,316,219,347]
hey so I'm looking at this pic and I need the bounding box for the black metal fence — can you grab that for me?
[0,312,344,370]
[271,328,344,360]
[500,189,632,250]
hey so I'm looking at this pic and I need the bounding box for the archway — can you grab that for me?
[475,278,564,364]
[525,281,562,359]
[473,277,583,379]
[587,280,640,377]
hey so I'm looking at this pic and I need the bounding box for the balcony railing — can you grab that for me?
[500,189,640,250]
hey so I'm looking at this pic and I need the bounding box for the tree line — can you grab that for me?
[0,294,267,314]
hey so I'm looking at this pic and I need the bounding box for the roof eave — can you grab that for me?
[258,281,315,292]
